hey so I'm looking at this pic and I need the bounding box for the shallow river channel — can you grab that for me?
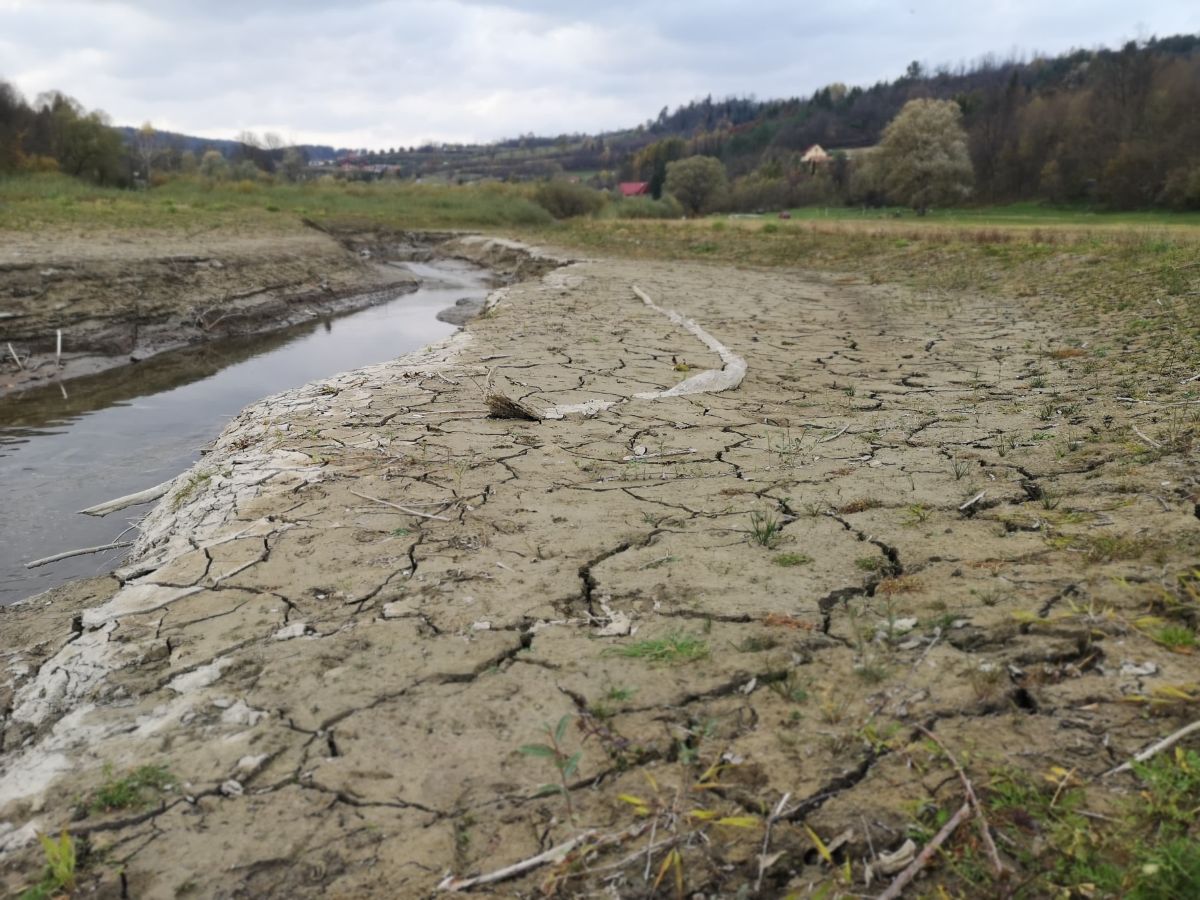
[0,258,487,605]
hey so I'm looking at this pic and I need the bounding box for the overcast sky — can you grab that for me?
[1,1,1196,149]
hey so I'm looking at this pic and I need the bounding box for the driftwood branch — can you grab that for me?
[6,342,24,370]
[877,802,971,900]
[438,829,598,891]
[26,541,134,570]
[916,725,1005,877]
[817,424,850,444]
[1104,719,1200,777]
[1131,425,1162,450]
[755,791,791,892]
[349,489,451,521]
[79,481,174,517]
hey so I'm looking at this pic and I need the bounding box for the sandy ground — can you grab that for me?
[0,236,1197,897]
[0,228,443,394]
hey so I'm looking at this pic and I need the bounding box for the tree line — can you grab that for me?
[4,33,1199,211]
[624,35,1200,210]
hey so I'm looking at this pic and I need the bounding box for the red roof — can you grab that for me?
[619,181,650,197]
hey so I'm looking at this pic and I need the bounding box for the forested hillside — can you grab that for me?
[3,34,1199,209]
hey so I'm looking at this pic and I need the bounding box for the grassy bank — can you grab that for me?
[5,171,1198,384]
[0,173,554,232]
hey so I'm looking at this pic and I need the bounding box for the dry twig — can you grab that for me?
[877,802,971,900]
[438,830,598,892]
[1103,719,1200,777]
[1131,425,1162,449]
[916,724,1005,878]
[755,792,791,893]
[349,489,451,521]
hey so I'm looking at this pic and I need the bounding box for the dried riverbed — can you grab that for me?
[1,234,1197,897]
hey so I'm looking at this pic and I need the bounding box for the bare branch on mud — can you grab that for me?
[437,830,598,891]
[958,490,987,511]
[877,802,971,900]
[26,541,134,569]
[755,792,791,893]
[80,480,175,517]
[1104,719,1200,777]
[817,424,850,444]
[1131,425,1162,449]
[916,725,1005,877]
[349,489,451,521]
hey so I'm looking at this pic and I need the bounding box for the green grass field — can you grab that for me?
[767,201,1200,228]
[0,173,554,232]
[6,173,1200,235]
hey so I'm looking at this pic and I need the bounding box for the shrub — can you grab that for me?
[608,194,684,219]
[532,180,606,219]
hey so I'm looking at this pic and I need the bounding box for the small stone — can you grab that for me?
[237,754,268,774]
[1120,661,1158,677]
[471,620,492,631]
[272,622,308,641]
[220,700,266,727]
[220,780,244,797]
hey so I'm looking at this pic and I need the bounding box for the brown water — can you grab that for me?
[0,258,487,605]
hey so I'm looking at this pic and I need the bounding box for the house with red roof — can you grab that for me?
[618,181,650,197]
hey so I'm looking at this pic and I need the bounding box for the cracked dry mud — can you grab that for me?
[2,235,1198,898]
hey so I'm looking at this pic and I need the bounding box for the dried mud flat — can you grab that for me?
[1,235,1198,898]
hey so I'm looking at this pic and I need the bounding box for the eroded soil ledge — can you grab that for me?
[0,227,527,394]
[1,235,1197,897]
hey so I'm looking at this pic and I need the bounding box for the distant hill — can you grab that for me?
[352,32,1200,210]
[114,126,347,163]
[10,30,1198,210]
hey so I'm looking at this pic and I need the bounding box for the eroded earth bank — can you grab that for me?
[0,226,473,392]
[1,236,1198,897]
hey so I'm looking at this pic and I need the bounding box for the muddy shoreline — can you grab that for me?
[1,233,1197,897]
[0,228,518,396]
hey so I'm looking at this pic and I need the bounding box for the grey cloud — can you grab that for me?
[2,1,1195,147]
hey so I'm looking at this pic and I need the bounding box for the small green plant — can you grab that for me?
[748,510,783,548]
[90,763,175,813]
[170,471,213,511]
[605,633,709,665]
[855,555,884,572]
[980,749,1200,898]
[951,458,971,480]
[733,634,779,653]
[20,831,76,900]
[772,552,812,567]
[605,685,636,702]
[901,504,931,525]
[519,714,582,825]
[1039,488,1062,510]
[768,670,809,704]
[1154,624,1197,651]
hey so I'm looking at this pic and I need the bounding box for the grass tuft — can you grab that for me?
[604,633,709,665]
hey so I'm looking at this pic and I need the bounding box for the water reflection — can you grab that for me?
[0,259,487,605]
